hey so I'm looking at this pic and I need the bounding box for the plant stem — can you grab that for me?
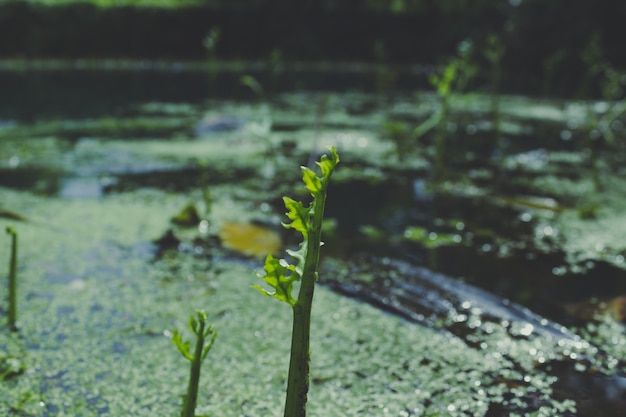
[6,227,17,332]
[283,182,328,417]
[181,318,207,417]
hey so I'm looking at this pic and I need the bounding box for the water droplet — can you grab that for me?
[9,155,20,167]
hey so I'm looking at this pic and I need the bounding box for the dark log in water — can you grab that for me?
[324,257,582,342]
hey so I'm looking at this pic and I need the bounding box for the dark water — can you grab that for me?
[0,64,429,121]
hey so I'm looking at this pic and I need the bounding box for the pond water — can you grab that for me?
[1,66,626,416]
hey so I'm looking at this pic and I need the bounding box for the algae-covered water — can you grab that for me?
[1,68,626,416]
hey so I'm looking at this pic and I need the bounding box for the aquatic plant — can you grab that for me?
[483,33,505,169]
[203,25,221,93]
[172,310,217,417]
[241,75,264,98]
[413,42,476,180]
[428,60,457,181]
[254,146,339,417]
[5,227,18,332]
[381,120,410,162]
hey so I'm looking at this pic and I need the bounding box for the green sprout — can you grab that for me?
[172,310,217,417]
[483,33,506,174]
[5,227,18,332]
[254,146,339,417]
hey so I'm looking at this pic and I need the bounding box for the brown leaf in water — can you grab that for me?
[218,222,282,257]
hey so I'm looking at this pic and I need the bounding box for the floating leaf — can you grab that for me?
[219,222,282,257]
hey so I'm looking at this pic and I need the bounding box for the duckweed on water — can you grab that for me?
[2,91,626,416]
[0,185,586,417]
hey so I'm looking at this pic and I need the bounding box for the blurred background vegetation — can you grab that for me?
[0,0,624,98]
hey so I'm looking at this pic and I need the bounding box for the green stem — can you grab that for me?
[6,227,17,332]
[283,182,328,417]
[182,319,206,417]
[433,94,450,182]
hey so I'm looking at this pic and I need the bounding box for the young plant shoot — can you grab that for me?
[6,227,18,332]
[255,146,339,417]
[172,310,217,417]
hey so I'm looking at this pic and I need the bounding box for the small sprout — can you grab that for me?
[6,226,18,332]
[172,310,217,417]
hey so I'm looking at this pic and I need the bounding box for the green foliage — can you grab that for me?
[254,146,339,306]
[381,120,410,161]
[172,310,217,417]
[429,60,458,97]
[203,27,221,53]
[240,75,264,97]
[255,146,339,417]
[483,33,505,66]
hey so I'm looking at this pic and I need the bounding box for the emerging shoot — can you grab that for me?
[172,310,217,417]
[5,227,17,332]
[255,146,339,417]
